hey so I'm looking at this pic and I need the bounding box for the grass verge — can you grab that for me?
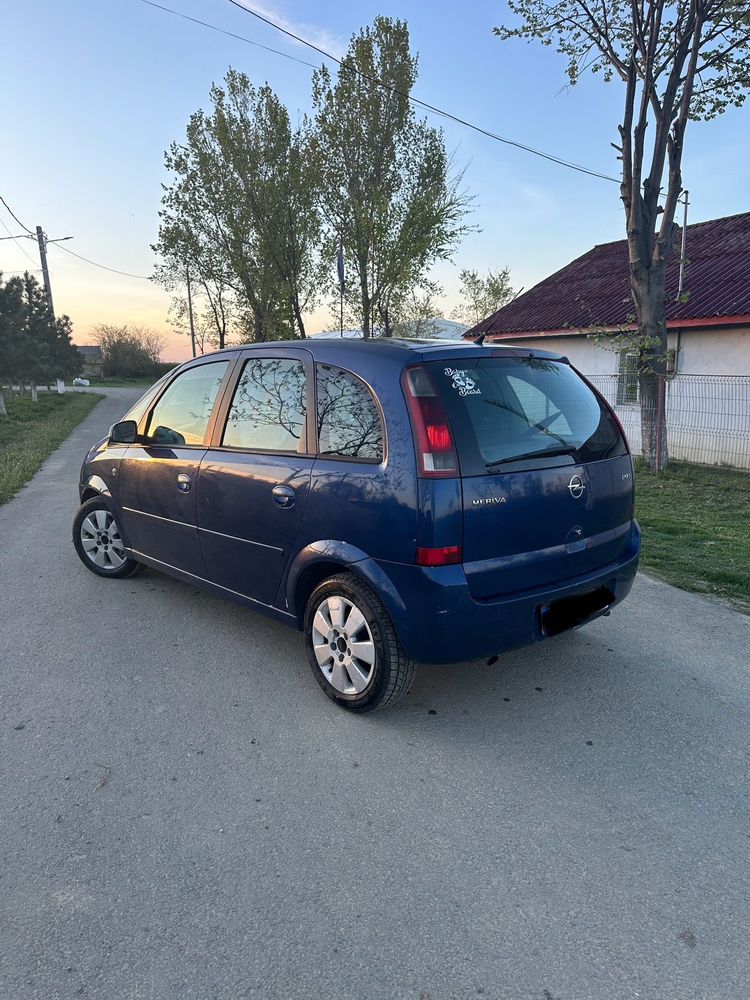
[0,391,103,505]
[635,460,750,613]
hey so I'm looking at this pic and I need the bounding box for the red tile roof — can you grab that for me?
[467,211,750,340]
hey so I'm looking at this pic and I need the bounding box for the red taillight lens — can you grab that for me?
[416,545,462,566]
[402,366,458,477]
[427,423,452,451]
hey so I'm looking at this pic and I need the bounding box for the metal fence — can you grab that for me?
[587,374,750,470]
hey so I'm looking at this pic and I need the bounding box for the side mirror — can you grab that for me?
[108,419,139,444]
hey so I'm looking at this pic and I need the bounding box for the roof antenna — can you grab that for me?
[473,332,486,345]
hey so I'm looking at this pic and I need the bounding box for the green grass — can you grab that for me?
[635,460,750,613]
[0,391,103,505]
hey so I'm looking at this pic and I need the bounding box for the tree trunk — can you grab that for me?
[254,312,263,343]
[381,305,393,338]
[0,388,7,417]
[635,292,669,472]
[361,298,371,339]
[292,299,306,338]
[31,384,38,403]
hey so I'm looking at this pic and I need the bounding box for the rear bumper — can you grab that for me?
[371,522,640,664]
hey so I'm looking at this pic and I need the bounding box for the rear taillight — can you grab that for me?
[402,366,458,477]
[416,545,462,567]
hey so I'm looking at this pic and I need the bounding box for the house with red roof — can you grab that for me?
[465,212,750,468]
[465,211,750,378]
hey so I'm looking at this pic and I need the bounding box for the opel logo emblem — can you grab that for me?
[568,475,585,499]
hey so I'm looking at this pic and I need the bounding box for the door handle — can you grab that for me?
[176,473,191,494]
[272,484,295,508]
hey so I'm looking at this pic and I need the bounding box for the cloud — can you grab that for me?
[230,0,346,61]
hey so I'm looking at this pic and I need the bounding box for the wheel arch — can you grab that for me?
[284,542,407,630]
[80,475,111,502]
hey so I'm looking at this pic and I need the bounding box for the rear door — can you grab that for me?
[196,349,314,606]
[429,356,633,599]
[117,358,232,577]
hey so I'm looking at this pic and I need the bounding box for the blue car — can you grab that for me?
[73,339,640,711]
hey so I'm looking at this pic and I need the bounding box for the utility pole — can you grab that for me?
[35,225,55,318]
[337,236,345,338]
[186,265,197,357]
[677,190,689,299]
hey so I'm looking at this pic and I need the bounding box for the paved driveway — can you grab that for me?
[1,389,748,1000]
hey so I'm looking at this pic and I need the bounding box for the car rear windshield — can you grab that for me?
[429,356,627,475]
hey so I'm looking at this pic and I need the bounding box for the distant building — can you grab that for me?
[75,345,104,378]
[464,211,750,377]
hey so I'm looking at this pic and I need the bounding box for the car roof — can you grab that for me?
[189,338,567,365]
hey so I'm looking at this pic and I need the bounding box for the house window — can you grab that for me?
[616,351,639,405]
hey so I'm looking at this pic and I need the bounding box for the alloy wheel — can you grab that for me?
[79,509,126,571]
[311,595,376,695]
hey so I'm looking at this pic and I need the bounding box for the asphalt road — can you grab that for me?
[1,388,748,1000]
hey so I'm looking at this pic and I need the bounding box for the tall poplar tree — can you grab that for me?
[155,70,323,342]
[313,17,472,337]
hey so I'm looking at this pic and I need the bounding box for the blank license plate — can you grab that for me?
[540,586,614,637]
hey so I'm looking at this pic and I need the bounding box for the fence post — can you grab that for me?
[655,374,666,472]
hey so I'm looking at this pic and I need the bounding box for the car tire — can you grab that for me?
[304,572,416,712]
[72,497,143,579]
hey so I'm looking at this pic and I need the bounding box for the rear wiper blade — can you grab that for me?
[485,446,576,469]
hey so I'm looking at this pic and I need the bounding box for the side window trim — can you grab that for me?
[313,363,386,464]
[141,355,237,448]
[204,355,241,445]
[208,348,315,454]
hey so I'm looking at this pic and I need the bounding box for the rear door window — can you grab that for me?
[431,357,626,474]
[315,364,384,461]
[222,357,307,452]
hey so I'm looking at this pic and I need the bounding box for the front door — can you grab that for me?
[197,351,314,606]
[118,359,231,577]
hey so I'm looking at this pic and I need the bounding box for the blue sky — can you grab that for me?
[2,0,748,359]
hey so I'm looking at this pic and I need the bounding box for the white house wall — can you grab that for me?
[500,327,750,377]
[677,326,750,375]
[496,335,613,374]
[492,329,750,469]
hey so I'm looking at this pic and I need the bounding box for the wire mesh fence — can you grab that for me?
[588,374,750,470]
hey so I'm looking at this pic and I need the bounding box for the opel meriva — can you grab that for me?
[73,339,640,711]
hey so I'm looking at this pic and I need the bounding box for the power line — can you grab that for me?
[223,0,619,184]
[141,0,320,70]
[0,194,33,234]
[226,0,338,65]
[50,241,151,280]
[0,192,152,281]
[0,215,38,267]
[142,0,618,182]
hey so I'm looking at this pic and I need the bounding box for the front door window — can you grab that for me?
[146,361,229,446]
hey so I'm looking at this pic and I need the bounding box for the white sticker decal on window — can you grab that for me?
[444,367,481,396]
